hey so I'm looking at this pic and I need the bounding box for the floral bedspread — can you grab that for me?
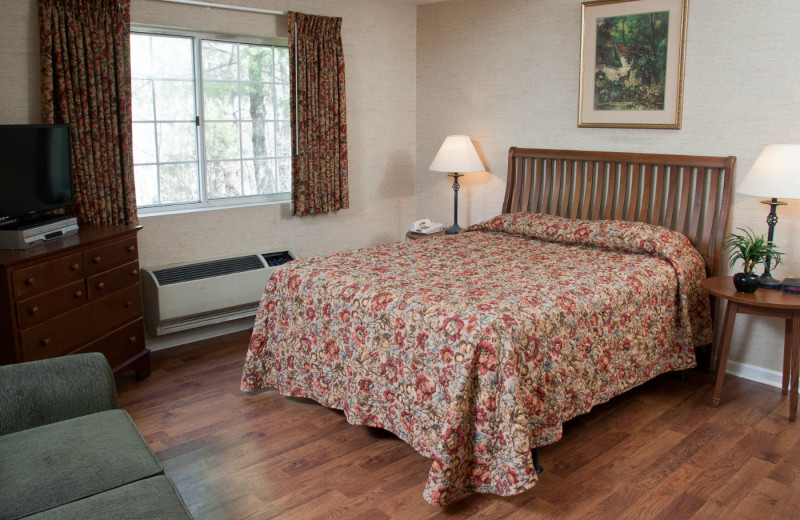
[241,213,712,506]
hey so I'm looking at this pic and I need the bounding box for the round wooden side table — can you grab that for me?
[702,276,800,421]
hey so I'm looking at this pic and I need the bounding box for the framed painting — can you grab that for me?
[578,0,689,129]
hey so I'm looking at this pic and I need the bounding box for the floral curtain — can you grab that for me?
[39,0,137,225]
[289,12,349,216]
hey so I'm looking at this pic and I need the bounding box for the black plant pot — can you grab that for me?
[733,272,760,293]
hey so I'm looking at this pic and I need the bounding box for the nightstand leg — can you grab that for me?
[790,311,800,422]
[783,319,792,396]
[713,301,738,408]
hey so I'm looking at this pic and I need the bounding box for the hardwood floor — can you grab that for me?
[116,331,800,519]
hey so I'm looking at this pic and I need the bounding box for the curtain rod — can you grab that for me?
[161,0,287,16]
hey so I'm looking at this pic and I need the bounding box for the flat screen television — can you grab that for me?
[0,124,72,225]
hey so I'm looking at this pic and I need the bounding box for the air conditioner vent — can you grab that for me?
[152,254,265,285]
[141,250,297,336]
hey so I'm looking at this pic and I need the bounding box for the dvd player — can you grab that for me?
[0,216,79,249]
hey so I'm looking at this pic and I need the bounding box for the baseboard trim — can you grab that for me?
[725,359,783,389]
[146,317,254,351]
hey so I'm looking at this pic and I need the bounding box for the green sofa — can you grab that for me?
[0,353,192,520]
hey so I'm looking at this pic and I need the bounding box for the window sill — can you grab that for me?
[138,198,289,218]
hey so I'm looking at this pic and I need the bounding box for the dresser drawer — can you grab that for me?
[84,236,138,275]
[16,280,87,329]
[19,284,143,361]
[75,318,145,371]
[12,253,84,299]
[87,260,140,300]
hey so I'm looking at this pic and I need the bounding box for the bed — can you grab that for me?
[241,147,735,506]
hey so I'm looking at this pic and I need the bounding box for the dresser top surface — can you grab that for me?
[0,224,141,266]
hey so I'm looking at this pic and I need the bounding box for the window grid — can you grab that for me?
[131,29,290,212]
[194,36,207,205]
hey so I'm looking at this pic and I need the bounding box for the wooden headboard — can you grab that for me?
[503,148,735,277]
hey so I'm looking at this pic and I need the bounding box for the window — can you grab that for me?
[130,29,291,213]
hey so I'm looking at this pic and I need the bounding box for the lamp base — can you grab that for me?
[445,224,462,234]
[759,274,782,289]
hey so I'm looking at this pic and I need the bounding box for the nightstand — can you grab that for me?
[406,230,445,241]
[702,276,800,421]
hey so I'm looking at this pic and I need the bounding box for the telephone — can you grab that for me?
[409,218,443,234]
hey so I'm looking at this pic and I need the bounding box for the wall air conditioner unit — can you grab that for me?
[141,251,297,336]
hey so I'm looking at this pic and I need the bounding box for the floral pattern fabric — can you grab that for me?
[39,0,137,225]
[241,213,712,506]
[289,12,349,216]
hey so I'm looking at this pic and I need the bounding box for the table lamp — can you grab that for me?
[429,135,485,234]
[736,144,800,288]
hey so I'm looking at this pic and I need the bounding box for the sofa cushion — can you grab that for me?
[0,353,117,436]
[21,475,192,520]
[0,409,162,520]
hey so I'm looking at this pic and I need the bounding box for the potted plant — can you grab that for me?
[721,227,783,293]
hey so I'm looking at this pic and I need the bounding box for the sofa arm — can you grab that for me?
[0,353,118,436]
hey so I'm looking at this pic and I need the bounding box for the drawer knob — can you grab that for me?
[97,282,105,290]
[29,306,39,315]
[74,289,83,298]
[41,337,50,346]
[127,245,136,252]
[131,269,139,276]
[125,300,133,308]
[129,335,137,344]
[71,263,80,271]
[93,256,102,264]
[25,277,35,286]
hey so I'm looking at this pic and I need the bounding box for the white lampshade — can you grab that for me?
[429,135,485,173]
[737,144,800,199]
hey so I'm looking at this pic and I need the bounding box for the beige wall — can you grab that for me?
[0,0,418,267]
[0,1,40,122]
[417,0,800,374]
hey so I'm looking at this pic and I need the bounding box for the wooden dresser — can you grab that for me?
[0,225,150,378]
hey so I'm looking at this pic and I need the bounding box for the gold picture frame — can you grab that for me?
[578,0,689,129]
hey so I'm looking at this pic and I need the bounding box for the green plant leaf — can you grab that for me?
[721,226,782,273]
